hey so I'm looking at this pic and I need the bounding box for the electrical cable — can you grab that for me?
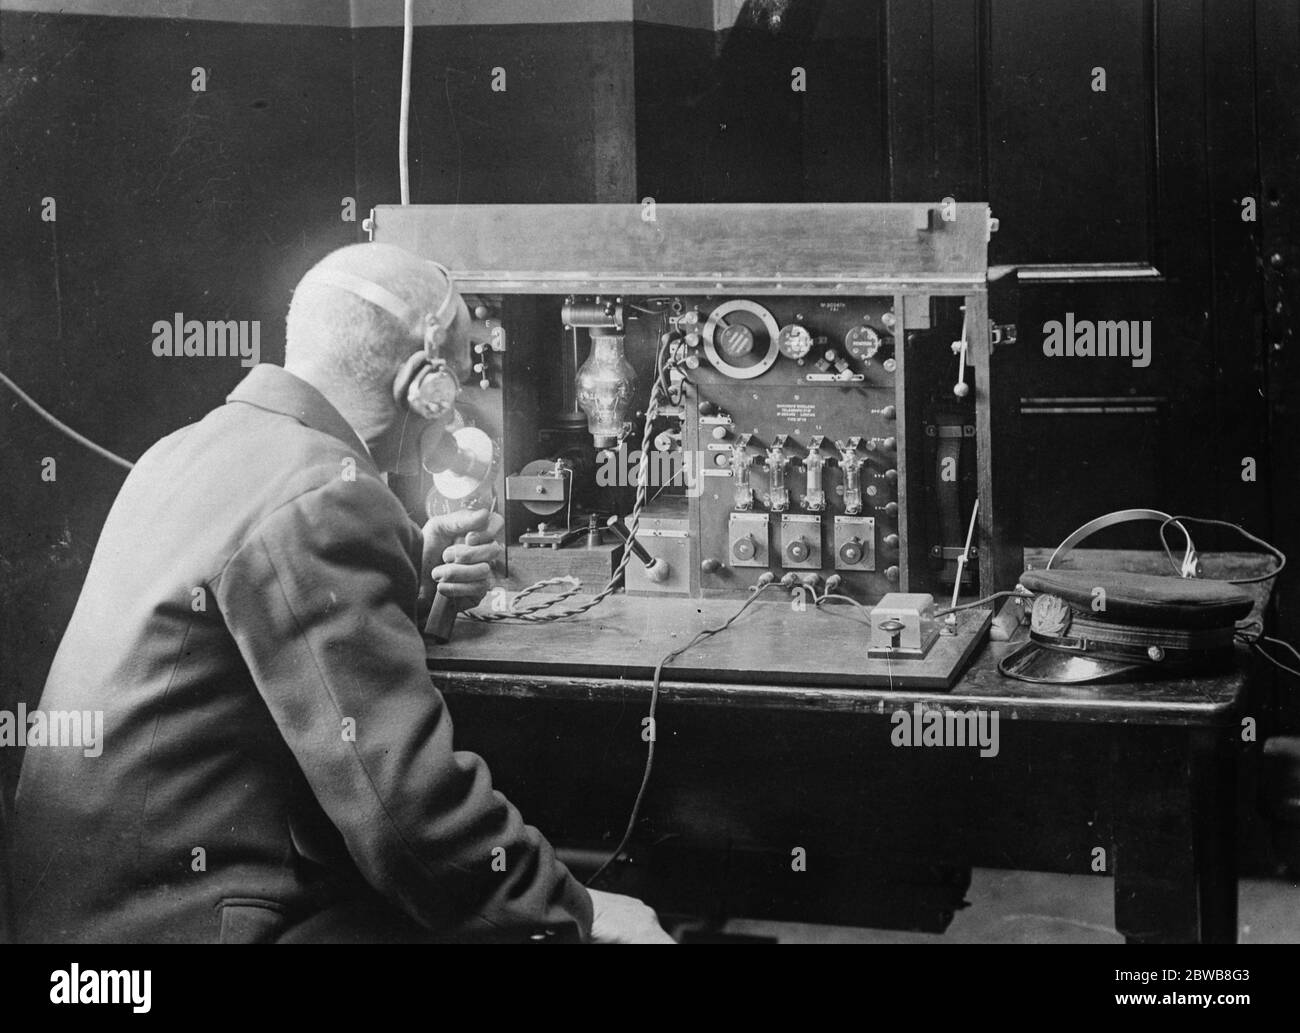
[466,332,672,624]
[1252,643,1300,681]
[398,0,414,205]
[585,581,774,888]
[0,369,135,472]
[1157,515,1286,585]
[935,590,1021,616]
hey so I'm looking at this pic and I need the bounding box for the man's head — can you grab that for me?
[284,242,469,447]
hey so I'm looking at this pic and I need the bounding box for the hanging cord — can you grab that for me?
[398,0,414,205]
[586,581,775,888]
[0,369,134,471]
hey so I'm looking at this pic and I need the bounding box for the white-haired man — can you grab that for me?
[13,243,671,944]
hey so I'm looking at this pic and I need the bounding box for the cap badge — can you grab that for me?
[1030,593,1073,637]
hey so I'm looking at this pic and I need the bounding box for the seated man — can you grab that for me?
[12,243,670,944]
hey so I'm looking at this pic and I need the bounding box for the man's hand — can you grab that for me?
[587,888,675,944]
[420,509,505,612]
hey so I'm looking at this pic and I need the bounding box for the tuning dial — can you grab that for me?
[838,537,864,565]
[733,535,757,561]
[786,536,810,563]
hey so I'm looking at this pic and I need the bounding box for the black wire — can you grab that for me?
[1157,515,1286,585]
[1252,642,1300,680]
[0,369,135,471]
[585,583,774,888]
[934,589,1023,616]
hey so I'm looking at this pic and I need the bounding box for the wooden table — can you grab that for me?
[427,550,1275,943]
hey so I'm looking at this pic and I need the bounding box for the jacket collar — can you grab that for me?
[227,364,377,469]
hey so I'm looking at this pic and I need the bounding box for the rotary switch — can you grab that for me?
[786,536,811,563]
[838,537,865,565]
[733,535,758,562]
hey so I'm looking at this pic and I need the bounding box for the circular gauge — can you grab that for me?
[844,325,882,362]
[718,322,755,359]
[778,324,813,360]
[702,300,781,379]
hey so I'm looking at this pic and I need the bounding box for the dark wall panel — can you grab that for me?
[985,0,1155,265]
[351,22,638,207]
[0,12,358,778]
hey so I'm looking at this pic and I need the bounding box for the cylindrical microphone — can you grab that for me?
[423,425,498,644]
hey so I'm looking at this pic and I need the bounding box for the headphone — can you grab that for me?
[299,260,461,421]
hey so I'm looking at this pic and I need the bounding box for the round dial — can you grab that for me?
[777,324,813,360]
[701,300,781,379]
[844,325,882,362]
[718,323,755,359]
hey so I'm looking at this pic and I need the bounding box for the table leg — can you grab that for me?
[1111,727,1238,944]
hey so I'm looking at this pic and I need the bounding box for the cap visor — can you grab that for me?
[999,641,1142,685]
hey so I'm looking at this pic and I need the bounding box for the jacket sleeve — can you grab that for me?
[212,471,592,940]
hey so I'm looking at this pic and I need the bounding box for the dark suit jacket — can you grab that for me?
[12,364,591,943]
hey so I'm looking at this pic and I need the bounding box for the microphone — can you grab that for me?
[605,515,670,583]
[423,425,497,644]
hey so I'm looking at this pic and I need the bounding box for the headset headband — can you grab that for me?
[300,261,458,354]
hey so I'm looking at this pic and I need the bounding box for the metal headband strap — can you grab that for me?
[300,261,457,352]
